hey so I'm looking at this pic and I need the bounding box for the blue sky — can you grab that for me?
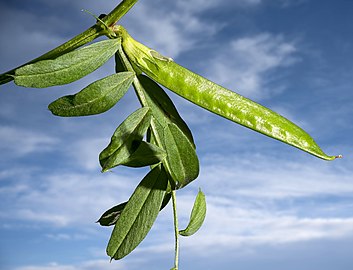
[1,0,353,269]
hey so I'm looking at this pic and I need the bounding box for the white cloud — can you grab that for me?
[200,153,353,199]
[124,2,222,58]
[67,137,108,171]
[13,260,128,270]
[175,0,262,12]
[0,4,66,69]
[0,126,58,157]
[180,211,353,253]
[2,168,146,227]
[206,33,298,100]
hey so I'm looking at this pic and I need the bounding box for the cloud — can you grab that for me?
[0,126,58,158]
[123,2,222,58]
[200,153,353,199]
[67,137,108,171]
[0,4,67,69]
[13,260,128,270]
[205,33,298,100]
[175,0,263,12]
[1,167,147,227]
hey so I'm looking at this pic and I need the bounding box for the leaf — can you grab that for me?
[163,123,199,188]
[107,166,168,260]
[97,192,171,227]
[137,74,194,146]
[121,141,166,167]
[48,72,134,116]
[97,202,127,226]
[14,38,121,88]
[179,189,206,237]
[115,51,127,73]
[99,107,151,172]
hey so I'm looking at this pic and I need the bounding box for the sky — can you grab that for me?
[0,0,353,269]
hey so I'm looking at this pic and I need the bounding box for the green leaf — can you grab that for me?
[122,141,166,167]
[179,189,206,237]
[48,72,134,116]
[107,166,168,260]
[115,52,127,73]
[97,192,171,227]
[99,107,151,172]
[163,123,199,188]
[97,202,127,227]
[137,74,194,146]
[14,38,120,88]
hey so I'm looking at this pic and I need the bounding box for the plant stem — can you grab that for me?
[116,31,181,269]
[172,189,180,270]
[104,0,140,26]
[0,0,139,85]
[116,46,166,150]
[116,46,148,106]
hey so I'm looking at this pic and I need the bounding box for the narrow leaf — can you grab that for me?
[107,166,168,260]
[121,141,166,167]
[163,123,199,188]
[48,72,134,116]
[14,38,120,88]
[137,74,194,146]
[99,107,151,171]
[97,202,127,226]
[97,192,171,227]
[179,189,206,236]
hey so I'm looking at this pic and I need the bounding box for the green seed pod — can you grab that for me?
[116,26,339,161]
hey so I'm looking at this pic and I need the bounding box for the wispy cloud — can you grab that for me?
[205,33,298,100]
[0,126,58,158]
[1,168,146,227]
[123,2,222,58]
[3,147,352,250]
[13,260,128,270]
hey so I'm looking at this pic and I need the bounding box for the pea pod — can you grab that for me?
[116,26,338,161]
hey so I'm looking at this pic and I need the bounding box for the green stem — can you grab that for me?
[104,0,140,26]
[116,45,165,147]
[116,46,148,106]
[0,0,139,85]
[117,46,180,268]
[171,189,180,270]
